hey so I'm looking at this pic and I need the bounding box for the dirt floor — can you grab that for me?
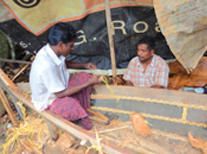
[0,109,204,154]
[0,110,99,154]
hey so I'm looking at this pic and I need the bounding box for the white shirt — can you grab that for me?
[29,44,70,111]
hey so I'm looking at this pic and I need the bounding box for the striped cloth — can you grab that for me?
[123,54,169,88]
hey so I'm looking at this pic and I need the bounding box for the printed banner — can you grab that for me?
[0,1,175,69]
[1,0,153,35]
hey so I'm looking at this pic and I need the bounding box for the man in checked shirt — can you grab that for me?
[123,37,169,89]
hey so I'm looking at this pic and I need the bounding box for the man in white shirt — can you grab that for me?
[30,22,101,130]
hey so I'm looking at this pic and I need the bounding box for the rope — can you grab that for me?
[91,94,207,111]
[91,106,207,128]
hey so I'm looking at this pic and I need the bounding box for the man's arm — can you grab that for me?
[54,75,101,98]
[65,61,97,70]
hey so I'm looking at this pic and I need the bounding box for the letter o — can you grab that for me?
[133,21,148,33]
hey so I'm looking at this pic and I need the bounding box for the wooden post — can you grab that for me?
[105,0,117,85]
[12,64,28,81]
[0,58,32,65]
[46,120,59,141]
[0,87,18,126]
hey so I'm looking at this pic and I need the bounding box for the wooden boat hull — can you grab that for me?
[91,85,207,139]
[1,68,207,153]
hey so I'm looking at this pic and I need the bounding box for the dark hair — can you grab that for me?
[138,37,155,50]
[48,22,77,45]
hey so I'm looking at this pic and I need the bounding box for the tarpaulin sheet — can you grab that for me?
[1,0,153,35]
[0,0,174,69]
[154,0,207,73]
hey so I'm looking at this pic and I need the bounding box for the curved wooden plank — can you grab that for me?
[91,85,207,107]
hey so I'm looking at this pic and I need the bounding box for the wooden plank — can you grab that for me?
[105,0,117,84]
[9,94,24,120]
[0,69,15,86]
[0,87,18,126]
[98,125,130,134]
[0,69,131,154]
[12,64,28,81]
[0,72,24,120]
[0,58,32,65]
[16,82,207,109]
[67,68,126,76]
[87,109,109,122]
[91,85,207,108]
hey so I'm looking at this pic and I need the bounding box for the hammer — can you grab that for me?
[104,115,118,125]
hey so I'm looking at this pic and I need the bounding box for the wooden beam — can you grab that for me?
[0,69,15,86]
[98,125,130,134]
[0,87,18,126]
[91,85,207,107]
[105,0,117,85]
[0,69,24,120]
[46,120,59,141]
[87,108,109,122]
[0,58,32,65]
[67,68,126,76]
[12,64,28,81]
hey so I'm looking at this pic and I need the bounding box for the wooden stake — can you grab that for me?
[105,0,117,85]
[0,58,32,65]
[19,139,33,153]
[0,87,18,126]
[94,127,104,154]
[20,139,43,154]
[87,109,109,122]
[12,64,28,81]
[98,125,130,134]
[46,120,59,141]
[0,69,15,86]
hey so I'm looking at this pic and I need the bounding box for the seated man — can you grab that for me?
[123,37,169,88]
[30,22,102,130]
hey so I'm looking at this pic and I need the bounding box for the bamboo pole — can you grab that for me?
[0,69,16,86]
[94,127,104,154]
[12,64,28,81]
[98,125,130,134]
[0,87,18,126]
[0,58,32,65]
[105,0,117,85]
[87,109,109,122]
